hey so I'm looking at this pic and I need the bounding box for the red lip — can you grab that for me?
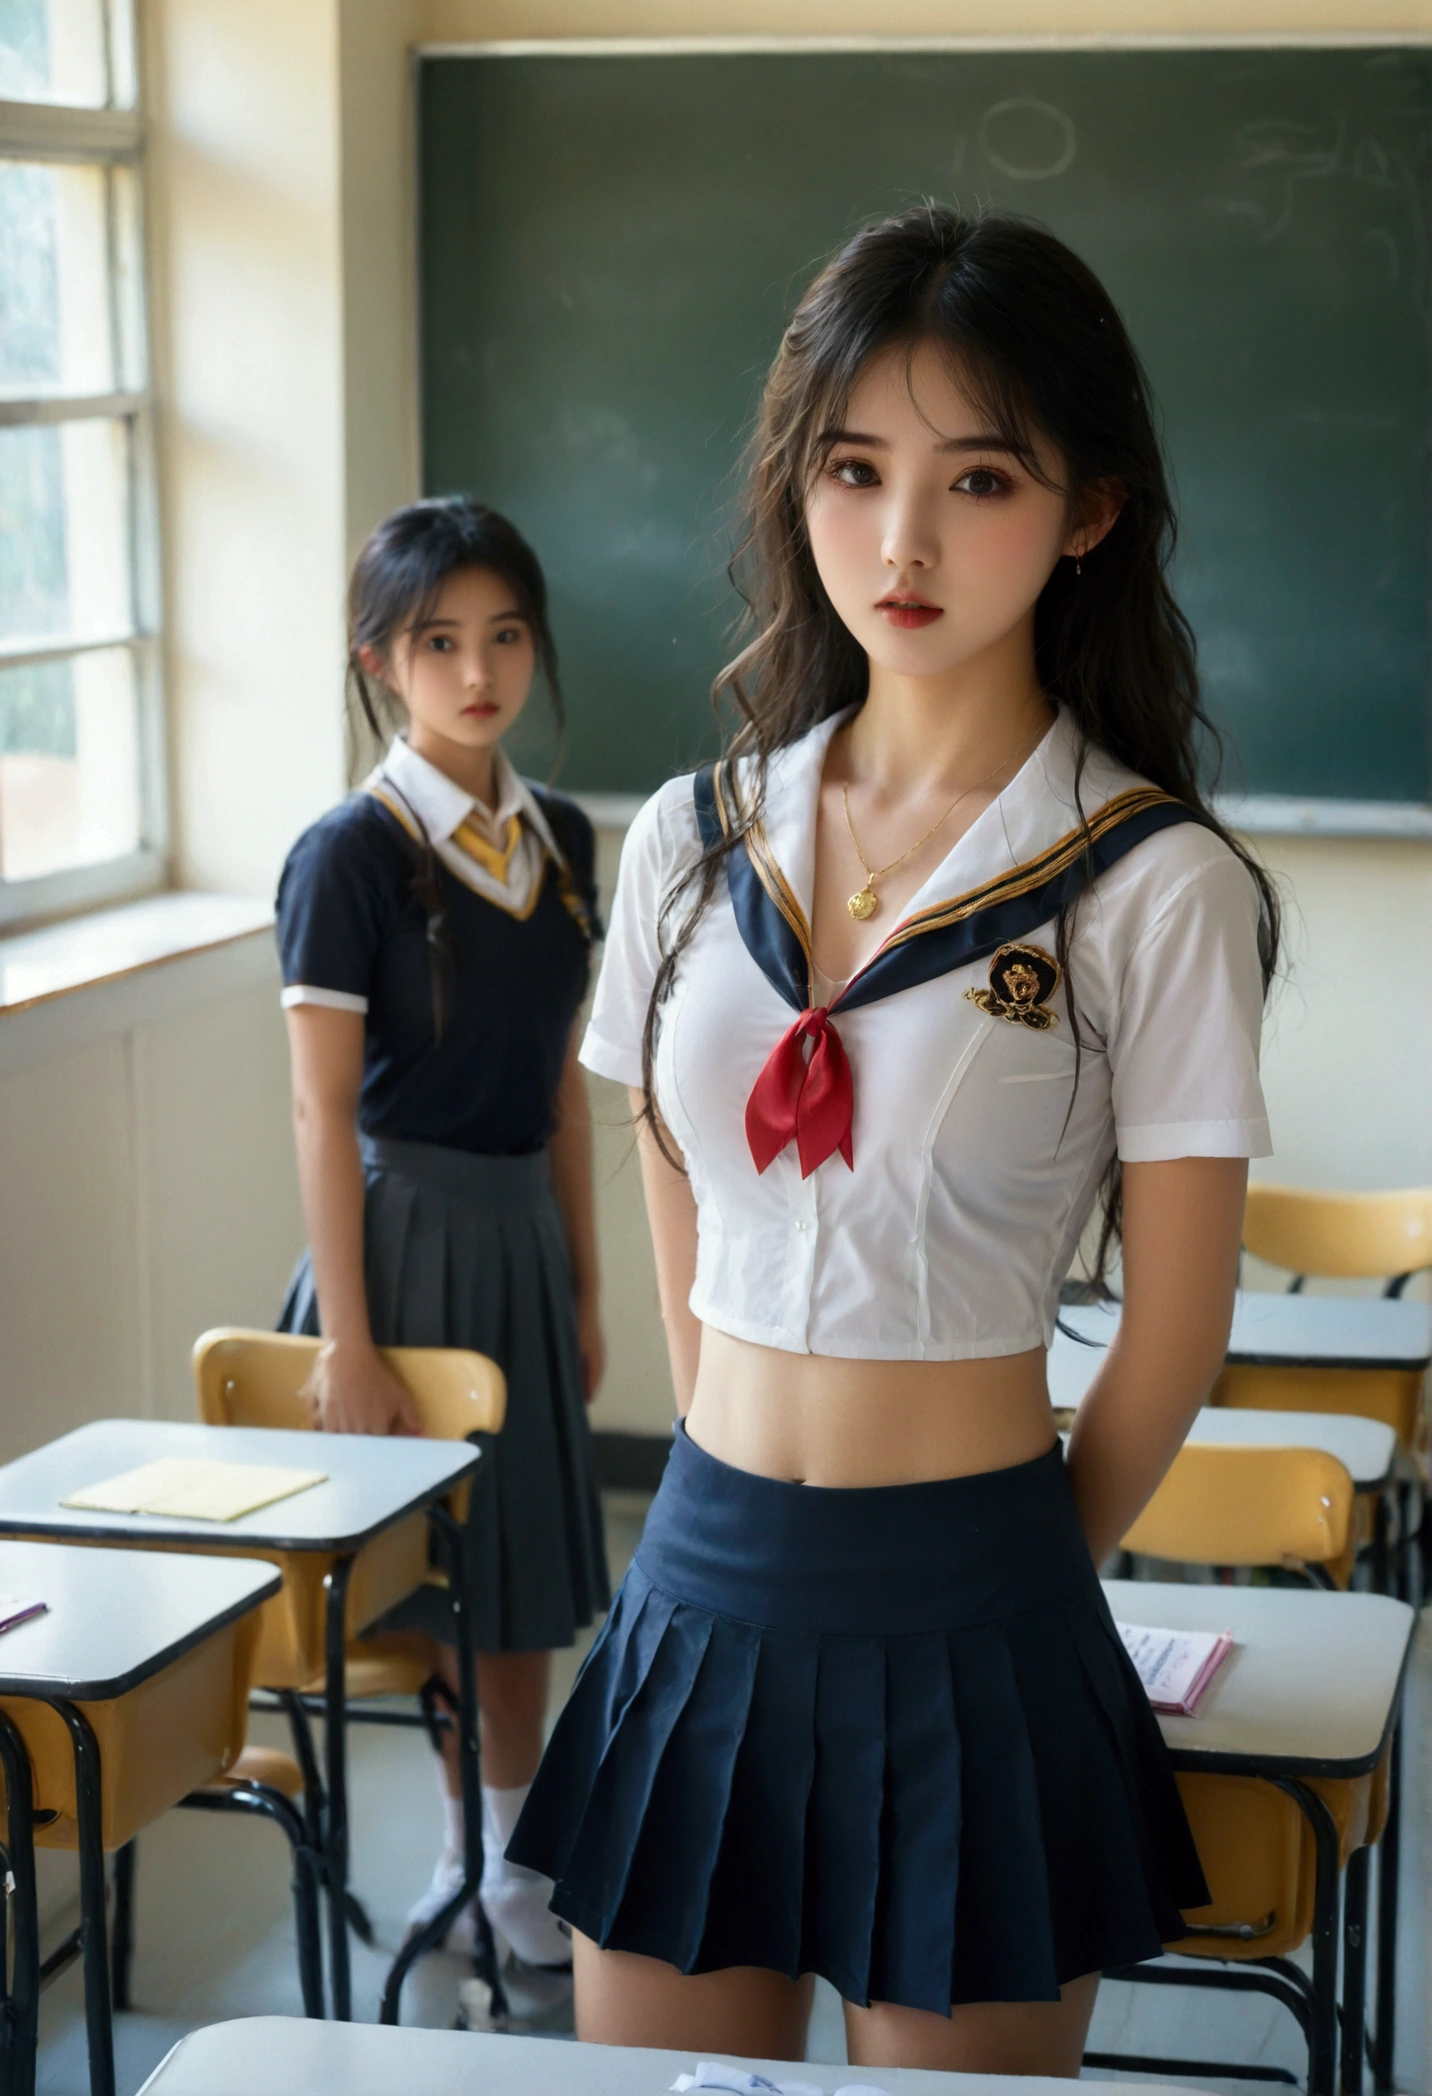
[461,703,500,718]
[877,597,943,630]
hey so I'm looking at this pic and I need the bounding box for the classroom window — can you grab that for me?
[0,0,161,922]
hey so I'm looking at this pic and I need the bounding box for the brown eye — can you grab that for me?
[830,458,879,489]
[955,467,1008,499]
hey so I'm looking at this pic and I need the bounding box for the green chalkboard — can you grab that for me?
[418,47,1431,803]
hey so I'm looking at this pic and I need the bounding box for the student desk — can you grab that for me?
[0,1541,278,2096]
[1057,1292,1431,1442]
[1048,1347,1397,1494]
[136,2016,1212,2096]
[1102,1580,1415,2096]
[0,1419,480,2028]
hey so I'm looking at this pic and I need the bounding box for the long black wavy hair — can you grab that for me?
[641,203,1280,1281]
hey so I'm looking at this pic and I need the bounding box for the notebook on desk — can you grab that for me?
[62,1457,327,1524]
[1116,1621,1234,1717]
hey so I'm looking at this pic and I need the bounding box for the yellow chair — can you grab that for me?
[1234,1184,1432,1449]
[1244,1183,1432,1292]
[1123,1440,1357,1588]
[192,1326,505,1747]
[192,1327,506,1701]
[1095,1440,1390,2095]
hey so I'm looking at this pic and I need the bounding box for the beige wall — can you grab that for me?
[423,2,1432,39]
[0,942,304,1465]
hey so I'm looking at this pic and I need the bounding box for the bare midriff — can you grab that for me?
[685,1326,1056,1487]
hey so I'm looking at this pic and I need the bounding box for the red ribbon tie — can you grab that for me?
[745,1006,854,1178]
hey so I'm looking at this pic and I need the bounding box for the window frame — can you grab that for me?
[0,2,165,932]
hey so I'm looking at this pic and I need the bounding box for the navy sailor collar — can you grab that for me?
[696,709,1200,1021]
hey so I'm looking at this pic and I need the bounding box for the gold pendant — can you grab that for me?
[847,886,878,922]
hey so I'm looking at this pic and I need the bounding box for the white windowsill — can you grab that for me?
[0,891,275,1016]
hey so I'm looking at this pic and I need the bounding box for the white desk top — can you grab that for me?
[0,1541,277,1699]
[1057,1290,1431,1372]
[1180,1406,1396,1486]
[1105,1579,1414,1775]
[0,1419,477,1553]
[1045,1352,1397,1489]
[137,2019,1209,2096]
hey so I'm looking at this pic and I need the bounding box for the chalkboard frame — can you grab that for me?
[415,33,1432,836]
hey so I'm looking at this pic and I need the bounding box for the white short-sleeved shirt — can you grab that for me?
[582,709,1271,1362]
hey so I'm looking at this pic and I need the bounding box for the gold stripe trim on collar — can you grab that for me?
[369,784,418,839]
[874,788,1183,955]
[368,784,550,923]
[717,765,1179,991]
[453,811,523,885]
[716,761,814,998]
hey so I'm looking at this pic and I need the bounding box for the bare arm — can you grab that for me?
[628,1087,702,1415]
[1064,1155,1247,1566]
[285,1005,418,1435]
[550,1028,605,1402]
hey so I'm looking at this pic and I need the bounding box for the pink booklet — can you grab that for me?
[0,1597,47,1637]
[1116,1621,1233,1717]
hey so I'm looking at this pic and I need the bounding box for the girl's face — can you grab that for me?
[803,340,1107,685]
[365,564,536,761]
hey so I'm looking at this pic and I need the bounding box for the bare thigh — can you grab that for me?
[574,1933,814,2060]
[845,1973,1100,2077]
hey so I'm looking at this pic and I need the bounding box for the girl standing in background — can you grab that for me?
[275,498,609,1969]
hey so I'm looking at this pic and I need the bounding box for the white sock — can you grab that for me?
[440,1786,463,1857]
[480,1781,530,1870]
[478,1782,570,1966]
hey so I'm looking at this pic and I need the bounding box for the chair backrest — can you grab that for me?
[1122,1441,1354,1575]
[1243,1182,1432,1291]
[192,1328,506,1439]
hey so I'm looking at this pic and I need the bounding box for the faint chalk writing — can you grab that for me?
[1222,108,1427,307]
[1230,114,1348,243]
[978,98,1076,182]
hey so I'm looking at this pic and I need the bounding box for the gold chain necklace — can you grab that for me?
[842,736,1039,922]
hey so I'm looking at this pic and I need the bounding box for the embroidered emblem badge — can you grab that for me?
[964,942,1061,1031]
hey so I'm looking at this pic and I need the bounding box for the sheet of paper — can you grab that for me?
[0,1596,47,1635]
[62,1457,327,1524]
[1116,1620,1234,1717]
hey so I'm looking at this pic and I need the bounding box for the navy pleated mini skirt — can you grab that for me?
[510,1423,1207,2012]
[280,1134,609,1654]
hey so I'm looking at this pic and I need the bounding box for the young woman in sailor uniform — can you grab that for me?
[276,498,609,1969]
[509,209,1279,2069]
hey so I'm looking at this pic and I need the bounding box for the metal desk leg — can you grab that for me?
[1341,1843,1370,2096]
[380,1503,506,2027]
[1371,1491,1392,1598]
[1371,1719,1402,2093]
[0,1710,39,2096]
[322,1556,355,2023]
[1275,1777,1341,2096]
[54,1702,114,2096]
[110,1841,135,2010]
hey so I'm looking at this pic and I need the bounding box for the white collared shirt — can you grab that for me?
[369,737,562,919]
[581,711,1271,1363]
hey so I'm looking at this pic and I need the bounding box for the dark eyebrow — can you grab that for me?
[412,608,526,631]
[824,427,1020,455]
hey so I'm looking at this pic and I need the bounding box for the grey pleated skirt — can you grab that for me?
[279,1133,610,1653]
